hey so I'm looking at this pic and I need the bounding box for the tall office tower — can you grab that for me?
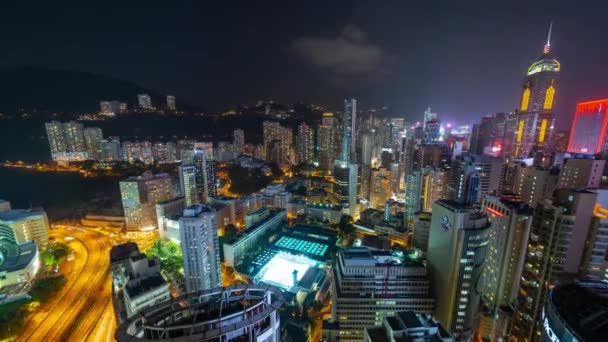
[342,98,357,161]
[469,116,493,155]
[318,113,336,171]
[194,142,217,203]
[421,167,448,212]
[178,165,199,206]
[404,170,423,228]
[99,100,112,114]
[478,195,533,340]
[359,165,372,201]
[63,121,87,154]
[581,189,608,282]
[348,162,359,220]
[390,162,403,193]
[426,200,491,341]
[402,136,417,177]
[423,119,441,145]
[361,133,374,166]
[120,172,172,231]
[0,207,50,247]
[447,155,504,205]
[137,94,152,109]
[233,128,245,154]
[423,106,437,131]
[166,95,176,110]
[45,121,68,159]
[179,205,221,293]
[296,122,314,165]
[513,23,559,158]
[557,157,605,189]
[370,168,392,209]
[567,99,608,154]
[509,189,597,340]
[83,127,103,160]
[325,247,435,342]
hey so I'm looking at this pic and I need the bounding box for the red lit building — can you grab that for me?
[567,99,608,154]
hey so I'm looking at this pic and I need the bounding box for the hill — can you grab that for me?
[0,67,201,114]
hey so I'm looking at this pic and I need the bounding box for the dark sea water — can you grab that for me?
[0,167,121,220]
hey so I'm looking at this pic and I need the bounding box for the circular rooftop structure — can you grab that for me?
[542,281,608,342]
[116,284,284,342]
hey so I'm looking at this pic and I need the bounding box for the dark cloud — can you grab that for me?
[289,25,391,80]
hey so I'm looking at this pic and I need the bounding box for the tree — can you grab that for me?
[146,240,184,285]
[337,215,356,245]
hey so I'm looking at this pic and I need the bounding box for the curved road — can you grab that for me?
[16,227,115,342]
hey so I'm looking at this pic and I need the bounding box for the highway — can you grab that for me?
[16,227,116,342]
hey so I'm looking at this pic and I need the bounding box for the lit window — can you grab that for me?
[544,84,555,110]
[521,88,530,111]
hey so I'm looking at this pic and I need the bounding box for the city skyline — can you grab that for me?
[2,2,608,126]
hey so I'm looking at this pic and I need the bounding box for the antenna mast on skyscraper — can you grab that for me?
[544,20,553,54]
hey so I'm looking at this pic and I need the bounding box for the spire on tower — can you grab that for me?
[544,21,553,54]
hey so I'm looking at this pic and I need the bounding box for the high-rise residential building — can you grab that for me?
[120,172,172,231]
[155,197,186,241]
[581,189,608,283]
[567,99,608,154]
[179,205,221,293]
[318,113,336,171]
[509,189,597,340]
[325,247,435,342]
[296,122,314,165]
[45,121,68,158]
[118,102,128,113]
[361,133,374,166]
[478,195,533,340]
[194,142,217,203]
[98,139,122,161]
[45,121,89,161]
[166,95,176,111]
[63,121,86,153]
[421,167,447,212]
[426,200,491,340]
[506,162,559,206]
[404,170,423,228]
[233,128,245,154]
[424,119,441,145]
[0,207,50,248]
[370,168,392,209]
[121,141,154,164]
[512,24,559,158]
[178,165,199,206]
[447,155,504,205]
[83,127,103,160]
[263,121,293,165]
[412,212,432,253]
[137,94,152,109]
[557,157,605,189]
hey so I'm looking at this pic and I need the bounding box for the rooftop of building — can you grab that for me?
[305,202,342,211]
[157,196,185,205]
[0,207,46,221]
[548,281,608,341]
[365,312,452,342]
[181,204,214,217]
[110,242,140,264]
[125,273,167,298]
[0,240,38,273]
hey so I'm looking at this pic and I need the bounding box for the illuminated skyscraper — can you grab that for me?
[513,23,559,157]
[83,127,103,159]
[263,121,293,165]
[179,165,199,206]
[194,142,217,203]
[296,122,314,165]
[404,170,422,228]
[179,205,221,293]
[427,201,491,341]
[567,99,608,154]
[233,128,245,154]
[479,195,533,340]
[137,94,152,109]
[120,172,172,231]
[510,189,597,340]
[333,99,359,219]
[318,113,336,171]
[166,95,176,111]
[45,121,68,158]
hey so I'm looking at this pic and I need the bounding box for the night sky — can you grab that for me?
[2,1,608,127]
